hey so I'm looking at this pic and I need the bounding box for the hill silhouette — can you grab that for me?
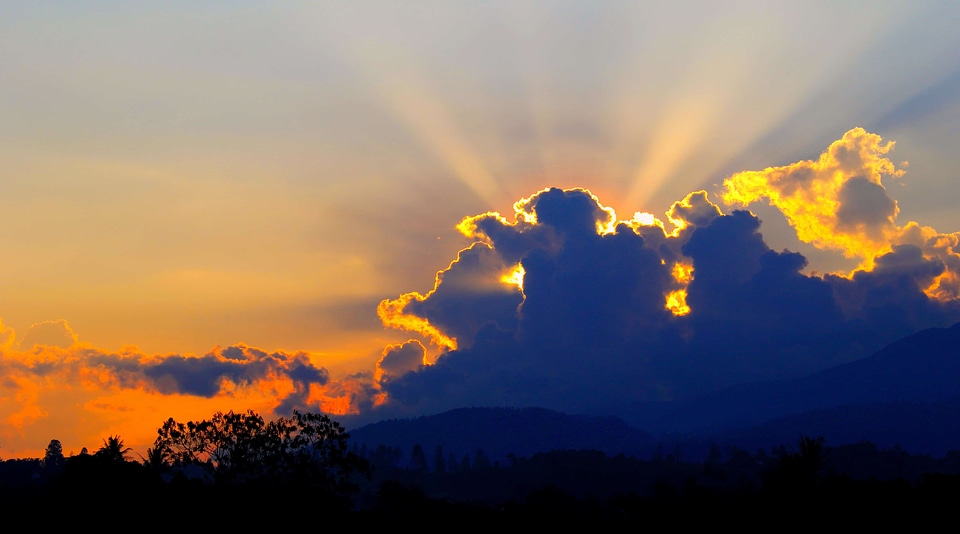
[348,407,656,463]
[624,321,960,436]
[351,323,960,459]
[704,396,960,457]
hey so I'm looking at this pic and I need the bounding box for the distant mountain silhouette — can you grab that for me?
[703,396,960,456]
[625,322,960,436]
[350,324,960,461]
[348,407,656,463]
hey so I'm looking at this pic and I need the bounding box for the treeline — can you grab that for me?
[6,420,960,523]
[0,409,371,519]
[351,435,960,522]
[356,434,960,486]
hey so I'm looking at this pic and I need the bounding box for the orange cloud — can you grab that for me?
[18,319,78,350]
[0,319,15,350]
[895,222,960,300]
[0,321,359,458]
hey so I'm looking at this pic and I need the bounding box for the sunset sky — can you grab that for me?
[3,2,960,458]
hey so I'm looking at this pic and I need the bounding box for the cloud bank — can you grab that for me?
[367,128,960,421]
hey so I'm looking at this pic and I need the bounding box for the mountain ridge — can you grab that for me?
[349,322,960,459]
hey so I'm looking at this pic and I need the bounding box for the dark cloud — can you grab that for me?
[85,344,329,415]
[367,185,960,422]
[827,244,959,342]
[522,187,613,238]
[376,340,426,386]
[680,211,849,388]
[683,210,769,289]
[376,188,680,415]
[683,210,843,338]
[518,222,671,353]
[402,244,523,350]
[134,345,326,398]
[667,190,722,228]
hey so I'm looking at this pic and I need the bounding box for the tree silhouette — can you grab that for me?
[152,409,369,495]
[140,446,168,470]
[368,445,403,473]
[95,435,132,463]
[153,410,270,482]
[766,434,826,496]
[270,409,370,495]
[42,439,65,475]
[410,443,428,473]
[473,448,490,471]
[447,451,459,474]
[433,445,447,475]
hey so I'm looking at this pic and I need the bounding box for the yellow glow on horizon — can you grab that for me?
[0,364,312,458]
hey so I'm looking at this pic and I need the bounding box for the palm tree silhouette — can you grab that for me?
[95,435,132,463]
[140,446,168,469]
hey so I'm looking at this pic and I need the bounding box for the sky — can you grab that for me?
[2,1,960,458]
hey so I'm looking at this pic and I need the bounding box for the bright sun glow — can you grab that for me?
[500,264,526,291]
[665,289,690,316]
[666,261,695,316]
[672,262,694,284]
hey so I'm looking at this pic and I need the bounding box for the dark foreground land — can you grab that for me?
[4,435,960,526]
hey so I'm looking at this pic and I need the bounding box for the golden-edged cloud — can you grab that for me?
[375,339,427,387]
[723,127,903,261]
[362,131,960,420]
[722,127,960,300]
